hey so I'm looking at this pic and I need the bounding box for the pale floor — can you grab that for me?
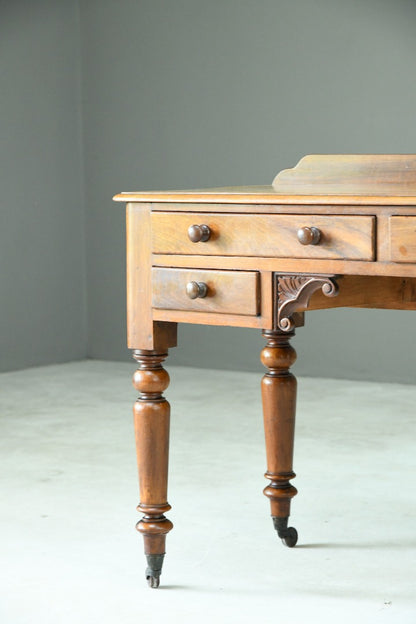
[0,361,415,624]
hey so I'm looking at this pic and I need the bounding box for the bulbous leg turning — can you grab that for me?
[132,350,173,587]
[261,330,298,547]
[136,514,173,588]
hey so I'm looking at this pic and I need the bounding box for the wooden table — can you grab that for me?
[114,154,416,588]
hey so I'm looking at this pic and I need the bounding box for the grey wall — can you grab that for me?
[80,0,416,382]
[0,0,86,372]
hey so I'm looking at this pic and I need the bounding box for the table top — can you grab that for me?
[114,154,416,206]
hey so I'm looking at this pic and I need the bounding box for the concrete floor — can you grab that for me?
[0,360,415,623]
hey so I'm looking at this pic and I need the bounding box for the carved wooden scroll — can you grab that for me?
[275,274,339,332]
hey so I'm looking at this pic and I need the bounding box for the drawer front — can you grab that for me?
[152,268,259,316]
[152,213,375,261]
[390,216,416,263]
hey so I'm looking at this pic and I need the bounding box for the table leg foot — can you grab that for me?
[132,350,173,588]
[261,329,298,548]
[145,554,165,588]
[272,516,298,547]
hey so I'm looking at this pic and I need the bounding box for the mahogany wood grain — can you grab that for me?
[126,203,177,350]
[308,275,416,311]
[152,253,416,279]
[376,215,392,263]
[390,216,416,263]
[260,271,274,329]
[114,155,416,206]
[152,267,259,316]
[115,154,416,587]
[126,203,153,348]
[153,310,263,329]
[152,273,272,328]
[132,350,173,588]
[261,330,298,520]
[275,274,339,331]
[151,203,416,214]
[152,212,375,261]
[273,154,416,196]
[114,191,416,206]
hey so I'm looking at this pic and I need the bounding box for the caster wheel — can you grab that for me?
[147,574,160,589]
[145,554,164,588]
[281,527,298,548]
[273,517,298,547]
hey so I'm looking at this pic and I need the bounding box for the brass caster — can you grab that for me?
[272,517,298,548]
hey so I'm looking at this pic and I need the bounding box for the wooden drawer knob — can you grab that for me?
[297,226,321,246]
[186,281,208,299]
[188,224,211,243]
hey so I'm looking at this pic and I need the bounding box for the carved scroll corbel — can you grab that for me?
[275,274,339,332]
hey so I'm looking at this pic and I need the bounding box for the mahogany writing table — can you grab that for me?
[114,154,416,588]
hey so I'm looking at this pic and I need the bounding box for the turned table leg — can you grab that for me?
[261,329,298,547]
[132,349,173,588]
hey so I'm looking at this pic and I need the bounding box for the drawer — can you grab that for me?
[152,213,375,261]
[390,216,416,263]
[152,268,259,316]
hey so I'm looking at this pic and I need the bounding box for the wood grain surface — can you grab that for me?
[114,154,416,205]
[152,267,259,316]
[126,203,177,350]
[115,154,416,587]
[152,212,375,261]
[390,216,416,263]
[273,154,416,196]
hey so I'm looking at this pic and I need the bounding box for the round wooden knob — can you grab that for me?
[186,281,208,299]
[188,224,211,243]
[297,226,321,245]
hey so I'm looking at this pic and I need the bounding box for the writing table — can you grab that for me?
[114,154,416,587]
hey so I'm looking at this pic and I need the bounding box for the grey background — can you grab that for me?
[0,1,86,371]
[2,0,416,380]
